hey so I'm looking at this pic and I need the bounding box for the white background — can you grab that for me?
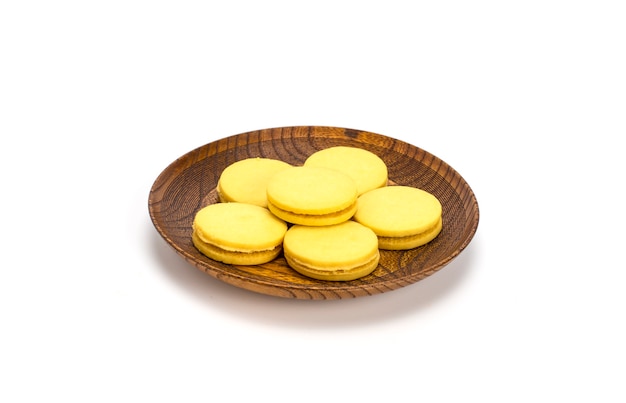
[2,1,625,402]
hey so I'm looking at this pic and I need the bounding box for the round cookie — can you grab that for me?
[304,146,388,196]
[266,166,358,226]
[192,202,287,265]
[353,185,442,250]
[283,221,380,281]
[217,157,292,208]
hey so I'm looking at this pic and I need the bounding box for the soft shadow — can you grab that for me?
[147,219,480,329]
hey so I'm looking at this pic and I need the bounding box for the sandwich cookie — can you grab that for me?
[353,186,442,250]
[266,166,358,226]
[192,202,287,265]
[304,146,388,196]
[217,157,292,208]
[283,220,380,281]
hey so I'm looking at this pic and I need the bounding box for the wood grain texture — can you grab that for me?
[148,126,479,299]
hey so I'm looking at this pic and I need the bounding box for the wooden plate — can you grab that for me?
[148,126,479,299]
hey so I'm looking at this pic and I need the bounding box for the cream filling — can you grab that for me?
[285,251,379,275]
[377,218,442,249]
[193,230,280,253]
[268,200,357,221]
[192,231,282,265]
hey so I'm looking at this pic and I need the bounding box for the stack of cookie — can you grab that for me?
[191,146,442,281]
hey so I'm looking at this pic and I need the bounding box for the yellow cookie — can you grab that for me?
[266,166,358,226]
[353,186,442,250]
[192,202,287,265]
[217,157,292,208]
[283,221,380,281]
[304,146,388,195]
